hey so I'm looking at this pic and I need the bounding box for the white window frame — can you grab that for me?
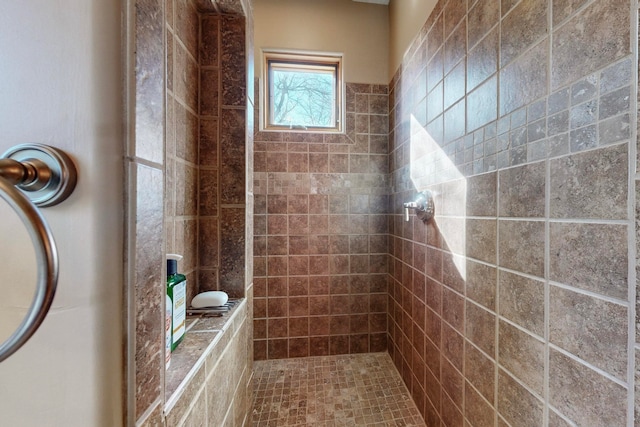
[261,49,344,133]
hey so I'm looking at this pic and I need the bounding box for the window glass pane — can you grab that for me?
[270,67,335,128]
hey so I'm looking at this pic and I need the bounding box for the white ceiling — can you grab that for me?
[352,0,390,5]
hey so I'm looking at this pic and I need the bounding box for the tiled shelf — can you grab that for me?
[164,298,246,412]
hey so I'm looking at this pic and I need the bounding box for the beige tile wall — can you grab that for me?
[388,0,636,425]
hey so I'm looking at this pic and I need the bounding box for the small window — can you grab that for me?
[262,50,343,132]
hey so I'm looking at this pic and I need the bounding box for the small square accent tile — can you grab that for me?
[252,353,426,426]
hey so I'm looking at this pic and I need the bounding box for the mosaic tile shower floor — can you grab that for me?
[252,352,426,426]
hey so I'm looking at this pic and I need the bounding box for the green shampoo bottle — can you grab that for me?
[167,254,187,351]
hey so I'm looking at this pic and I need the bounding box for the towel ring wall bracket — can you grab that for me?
[0,143,77,363]
[0,144,77,207]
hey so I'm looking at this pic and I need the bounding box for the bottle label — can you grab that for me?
[172,280,186,344]
[165,295,172,369]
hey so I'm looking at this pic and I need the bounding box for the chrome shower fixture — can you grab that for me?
[403,190,434,223]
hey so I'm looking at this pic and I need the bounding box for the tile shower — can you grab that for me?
[128,0,640,425]
[254,0,640,426]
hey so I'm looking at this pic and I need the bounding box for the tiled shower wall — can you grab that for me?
[253,84,391,360]
[389,0,636,425]
[131,0,253,424]
[166,1,248,304]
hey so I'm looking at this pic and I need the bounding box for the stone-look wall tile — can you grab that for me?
[138,402,164,427]
[466,260,496,311]
[444,18,466,74]
[438,217,466,256]
[636,348,640,425]
[220,108,246,204]
[501,0,519,15]
[570,100,597,129]
[441,357,464,410]
[442,392,464,426]
[165,154,176,222]
[174,111,198,163]
[549,143,628,219]
[466,218,496,264]
[135,0,165,165]
[199,168,218,216]
[465,302,495,356]
[175,217,198,275]
[175,161,198,216]
[427,12,444,61]
[219,205,245,297]
[165,365,206,426]
[467,26,498,95]
[549,348,627,426]
[468,0,499,49]
[551,0,630,89]
[444,60,466,111]
[443,0,466,39]
[498,161,545,217]
[174,44,199,113]
[598,86,630,120]
[467,75,497,132]
[221,16,246,106]
[199,218,219,269]
[600,58,633,94]
[498,220,545,277]
[549,222,627,299]
[175,103,198,164]
[427,55,444,103]
[134,163,164,420]
[599,112,631,145]
[444,99,466,143]
[465,382,495,427]
[499,40,548,116]
[175,0,198,56]
[206,316,247,422]
[200,69,219,116]
[200,15,219,67]
[548,410,574,427]
[500,0,548,67]
[552,0,589,26]
[233,365,251,426]
[498,270,544,337]
[167,30,174,95]
[549,286,627,379]
[465,342,495,404]
[442,288,465,334]
[200,117,219,166]
[497,369,544,427]
[466,171,496,217]
[498,320,544,394]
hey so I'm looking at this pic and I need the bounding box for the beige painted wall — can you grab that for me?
[254,0,389,84]
[0,0,123,425]
[389,0,438,77]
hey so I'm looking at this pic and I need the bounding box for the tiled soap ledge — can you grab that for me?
[164,298,246,413]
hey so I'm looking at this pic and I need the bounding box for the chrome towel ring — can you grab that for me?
[0,144,77,363]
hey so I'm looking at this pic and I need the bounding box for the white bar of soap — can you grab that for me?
[191,291,229,308]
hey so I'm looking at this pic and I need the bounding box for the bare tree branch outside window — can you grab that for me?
[271,69,334,128]
[263,51,342,132]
